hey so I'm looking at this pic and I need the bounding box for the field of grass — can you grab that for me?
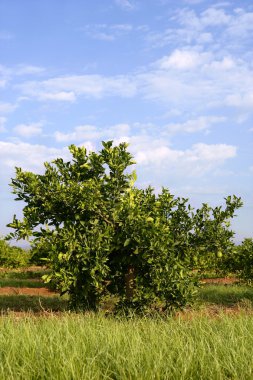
[0,278,47,288]
[0,267,47,279]
[1,267,253,379]
[198,284,253,308]
[1,312,253,379]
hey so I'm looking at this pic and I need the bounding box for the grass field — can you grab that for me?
[1,267,253,379]
[1,312,253,379]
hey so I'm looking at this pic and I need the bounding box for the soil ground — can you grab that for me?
[0,286,57,296]
[200,277,238,285]
[0,267,251,317]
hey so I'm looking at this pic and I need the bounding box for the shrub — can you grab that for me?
[7,141,242,312]
[226,238,253,282]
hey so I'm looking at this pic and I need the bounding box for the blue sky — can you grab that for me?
[0,0,252,243]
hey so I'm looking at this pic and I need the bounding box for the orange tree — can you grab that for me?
[7,141,242,312]
[186,199,243,273]
[223,238,253,281]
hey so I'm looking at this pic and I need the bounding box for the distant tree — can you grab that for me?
[224,238,253,282]
[0,237,31,268]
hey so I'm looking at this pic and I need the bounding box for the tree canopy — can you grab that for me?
[7,141,243,312]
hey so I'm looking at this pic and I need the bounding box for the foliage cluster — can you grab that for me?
[222,238,253,282]
[0,237,31,268]
[7,141,242,312]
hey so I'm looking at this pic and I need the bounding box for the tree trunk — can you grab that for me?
[125,265,135,300]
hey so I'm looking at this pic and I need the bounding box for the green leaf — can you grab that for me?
[124,238,131,247]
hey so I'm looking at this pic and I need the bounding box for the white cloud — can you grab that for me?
[0,102,17,114]
[90,32,115,41]
[178,184,227,196]
[0,63,45,93]
[200,8,231,26]
[0,79,7,88]
[226,10,253,39]
[38,91,76,102]
[183,0,204,3]
[76,140,96,153]
[13,122,43,138]
[0,65,9,88]
[114,0,136,11]
[0,64,45,90]
[3,5,253,128]
[140,50,253,112]
[134,144,182,166]
[112,24,133,31]
[189,143,236,162]
[156,49,211,70]
[14,65,45,76]
[206,57,236,70]
[139,72,190,104]
[109,123,131,136]
[54,125,102,142]
[197,32,213,44]
[54,123,131,143]
[0,117,6,132]
[19,75,137,102]
[175,7,231,29]
[114,135,237,177]
[148,6,253,50]
[132,139,236,168]
[0,141,70,173]
[82,23,133,41]
[225,92,253,109]
[13,49,253,117]
[212,2,231,8]
[165,116,226,134]
[0,132,238,209]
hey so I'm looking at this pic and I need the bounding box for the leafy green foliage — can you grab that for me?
[0,237,31,268]
[7,141,242,312]
[223,238,253,282]
[186,197,243,273]
[107,187,198,312]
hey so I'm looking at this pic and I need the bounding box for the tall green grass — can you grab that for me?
[198,284,253,307]
[1,313,253,379]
